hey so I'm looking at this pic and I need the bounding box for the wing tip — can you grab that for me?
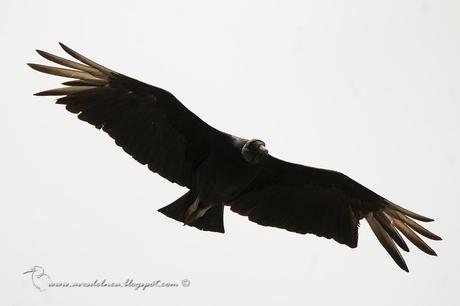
[35,49,47,57]
[27,63,39,70]
[28,63,49,75]
[366,214,409,272]
[402,264,409,272]
[387,201,434,222]
[58,42,73,57]
[375,211,410,252]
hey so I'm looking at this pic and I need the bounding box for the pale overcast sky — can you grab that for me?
[2,1,459,305]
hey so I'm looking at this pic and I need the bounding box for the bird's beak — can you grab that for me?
[259,145,268,154]
[23,269,33,274]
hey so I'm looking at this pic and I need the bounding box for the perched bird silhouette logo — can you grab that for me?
[23,266,50,291]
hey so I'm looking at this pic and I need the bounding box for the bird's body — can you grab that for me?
[195,135,256,203]
[29,43,441,272]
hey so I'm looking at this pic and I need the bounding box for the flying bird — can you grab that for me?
[29,43,441,272]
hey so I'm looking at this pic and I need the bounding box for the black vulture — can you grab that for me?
[28,43,441,272]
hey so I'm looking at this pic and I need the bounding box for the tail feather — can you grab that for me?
[158,191,225,233]
[158,192,193,223]
[191,205,225,233]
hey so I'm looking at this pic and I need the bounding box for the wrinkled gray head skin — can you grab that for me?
[241,139,269,164]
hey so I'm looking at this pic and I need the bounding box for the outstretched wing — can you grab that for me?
[230,155,441,272]
[29,43,230,188]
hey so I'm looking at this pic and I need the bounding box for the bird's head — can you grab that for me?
[241,139,269,164]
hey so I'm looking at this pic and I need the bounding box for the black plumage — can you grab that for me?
[29,43,441,272]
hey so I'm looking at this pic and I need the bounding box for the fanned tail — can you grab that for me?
[158,191,225,233]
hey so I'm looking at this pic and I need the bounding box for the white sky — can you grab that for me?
[2,0,459,305]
